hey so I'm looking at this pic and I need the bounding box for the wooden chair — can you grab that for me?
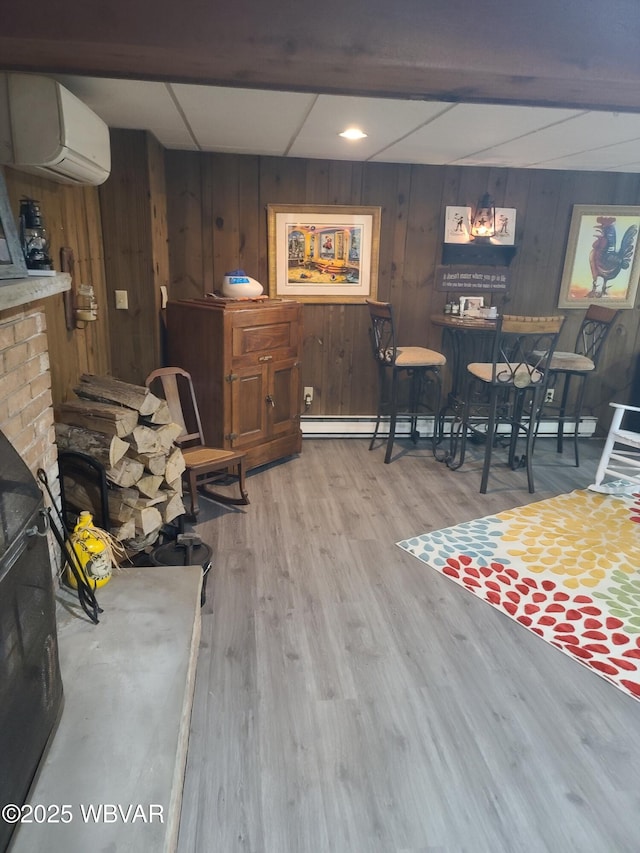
[366,299,446,463]
[589,402,640,494]
[145,367,249,517]
[450,314,564,493]
[542,304,620,467]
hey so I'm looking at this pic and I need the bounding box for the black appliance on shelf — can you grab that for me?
[0,430,63,853]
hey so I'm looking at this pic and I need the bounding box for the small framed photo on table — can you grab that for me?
[459,296,484,317]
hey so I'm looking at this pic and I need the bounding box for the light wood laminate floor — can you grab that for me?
[177,436,640,853]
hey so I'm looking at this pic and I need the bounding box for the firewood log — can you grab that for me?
[132,506,163,535]
[75,374,163,416]
[112,519,136,542]
[121,528,163,554]
[131,452,169,476]
[106,457,145,488]
[58,399,138,437]
[157,422,183,452]
[138,400,172,425]
[107,490,137,522]
[132,494,167,508]
[136,474,164,499]
[165,476,184,496]
[127,424,162,454]
[126,422,182,455]
[164,447,186,483]
[55,422,128,468]
[162,492,186,523]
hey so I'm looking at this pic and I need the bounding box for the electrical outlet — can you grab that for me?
[303,386,314,405]
[545,388,555,404]
[115,290,128,310]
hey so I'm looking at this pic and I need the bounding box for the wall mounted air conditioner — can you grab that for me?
[0,73,111,186]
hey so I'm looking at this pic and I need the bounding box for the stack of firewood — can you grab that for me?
[55,374,186,551]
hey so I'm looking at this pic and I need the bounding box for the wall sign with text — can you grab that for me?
[435,265,511,292]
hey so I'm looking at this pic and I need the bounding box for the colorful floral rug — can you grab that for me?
[397,488,640,701]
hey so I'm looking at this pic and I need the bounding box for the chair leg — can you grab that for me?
[480,388,499,494]
[524,387,543,493]
[187,470,200,518]
[508,388,526,470]
[454,396,469,468]
[384,370,400,463]
[446,378,471,471]
[369,364,385,451]
[430,369,442,451]
[409,369,421,443]
[236,458,249,504]
[557,374,572,454]
[199,461,250,506]
[572,375,586,468]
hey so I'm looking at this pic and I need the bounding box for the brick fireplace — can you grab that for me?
[0,274,71,571]
[0,303,57,482]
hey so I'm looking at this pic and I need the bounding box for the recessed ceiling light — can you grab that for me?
[339,127,368,140]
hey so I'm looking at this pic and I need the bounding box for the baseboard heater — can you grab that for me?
[300,415,598,439]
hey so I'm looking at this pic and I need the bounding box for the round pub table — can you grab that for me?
[430,314,500,466]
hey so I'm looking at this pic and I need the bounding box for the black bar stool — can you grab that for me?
[366,300,446,463]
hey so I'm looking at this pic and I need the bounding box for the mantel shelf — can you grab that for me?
[442,243,518,267]
[0,273,71,313]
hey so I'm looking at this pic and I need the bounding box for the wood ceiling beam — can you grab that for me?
[2,0,640,112]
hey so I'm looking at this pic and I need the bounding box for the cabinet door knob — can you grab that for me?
[265,395,275,407]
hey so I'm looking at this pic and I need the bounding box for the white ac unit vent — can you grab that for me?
[0,73,111,186]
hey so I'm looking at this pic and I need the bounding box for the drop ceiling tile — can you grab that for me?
[41,76,640,173]
[56,76,195,148]
[172,85,316,155]
[607,163,640,172]
[372,103,581,164]
[462,110,640,169]
[529,135,640,172]
[287,95,451,160]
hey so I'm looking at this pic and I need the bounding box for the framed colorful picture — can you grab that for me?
[267,204,381,303]
[558,205,640,309]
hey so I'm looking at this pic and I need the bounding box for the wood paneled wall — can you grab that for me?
[165,150,640,429]
[3,166,110,405]
[6,141,640,437]
[99,131,169,385]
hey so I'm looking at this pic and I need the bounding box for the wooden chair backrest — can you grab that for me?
[577,304,620,363]
[145,367,205,446]
[584,304,619,324]
[488,314,565,387]
[501,314,564,335]
[366,299,397,365]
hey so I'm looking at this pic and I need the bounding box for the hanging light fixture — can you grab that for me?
[470,193,496,242]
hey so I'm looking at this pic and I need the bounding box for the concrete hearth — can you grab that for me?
[10,563,202,853]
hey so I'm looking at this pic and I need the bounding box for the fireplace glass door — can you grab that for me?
[0,430,63,852]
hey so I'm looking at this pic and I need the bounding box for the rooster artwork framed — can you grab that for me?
[558,205,640,309]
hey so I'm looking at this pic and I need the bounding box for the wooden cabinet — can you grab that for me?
[166,298,303,470]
